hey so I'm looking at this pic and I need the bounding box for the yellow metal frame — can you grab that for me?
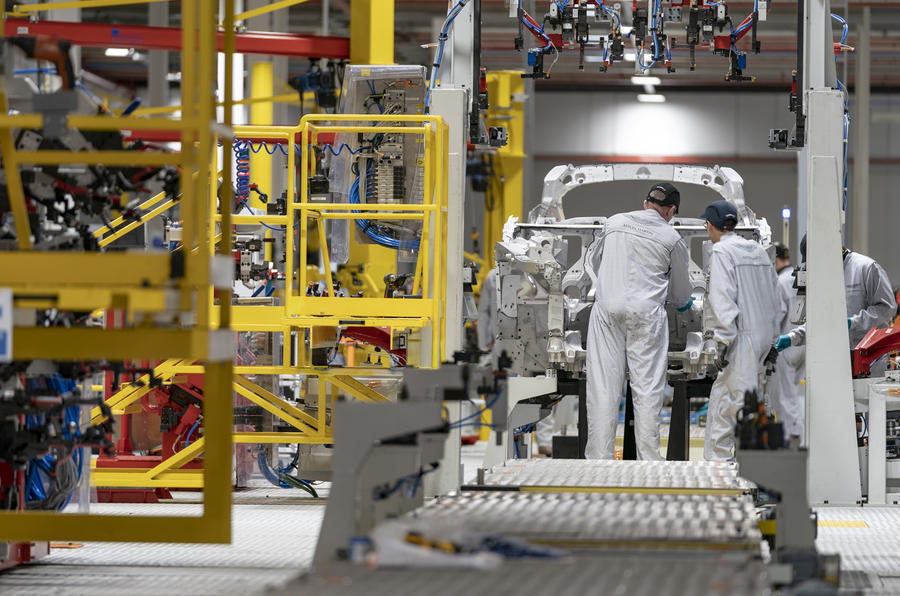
[475,71,526,291]
[0,0,235,543]
[86,113,448,489]
[296,114,449,365]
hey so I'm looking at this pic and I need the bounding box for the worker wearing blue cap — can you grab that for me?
[702,200,783,461]
[585,182,694,460]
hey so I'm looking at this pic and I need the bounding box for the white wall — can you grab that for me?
[528,90,900,287]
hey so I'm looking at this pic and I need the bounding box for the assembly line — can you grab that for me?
[2,0,900,594]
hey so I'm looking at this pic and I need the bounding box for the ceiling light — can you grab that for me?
[105,48,132,57]
[631,75,661,85]
[637,93,666,103]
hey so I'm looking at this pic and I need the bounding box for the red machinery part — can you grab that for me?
[342,326,407,365]
[4,19,349,58]
[852,325,900,378]
[0,463,50,569]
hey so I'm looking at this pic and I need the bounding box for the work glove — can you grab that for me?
[714,341,730,372]
[848,317,853,329]
[677,296,695,312]
[764,345,779,371]
[775,334,792,352]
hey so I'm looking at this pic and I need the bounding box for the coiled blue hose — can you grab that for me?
[234,143,250,202]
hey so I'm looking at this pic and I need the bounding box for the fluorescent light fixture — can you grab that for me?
[105,47,131,57]
[637,93,666,103]
[782,207,792,219]
[631,75,661,85]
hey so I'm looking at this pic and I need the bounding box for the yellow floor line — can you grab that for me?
[615,437,705,447]
[817,520,868,528]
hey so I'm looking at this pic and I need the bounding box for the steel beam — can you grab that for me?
[4,19,349,59]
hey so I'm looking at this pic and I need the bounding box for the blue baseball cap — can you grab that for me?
[702,200,739,230]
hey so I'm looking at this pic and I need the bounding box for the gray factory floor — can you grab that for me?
[2,444,900,595]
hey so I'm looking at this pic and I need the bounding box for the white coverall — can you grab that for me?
[705,232,782,461]
[585,209,693,460]
[476,268,498,352]
[769,267,806,442]
[787,251,894,349]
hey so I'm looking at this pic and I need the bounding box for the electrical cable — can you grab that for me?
[184,419,201,447]
[426,0,469,109]
[236,195,286,232]
[448,390,501,430]
[256,450,318,497]
[348,161,420,251]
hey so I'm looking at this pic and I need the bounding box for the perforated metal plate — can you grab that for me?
[474,459,752,492]
[404,491,762,549]
[283,553,769,596]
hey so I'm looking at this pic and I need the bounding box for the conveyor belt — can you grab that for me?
[288,552,769,596]
[466,459,754,494]
[403,490,762,550]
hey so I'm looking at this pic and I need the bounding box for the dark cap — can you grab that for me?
[775,243,789,260]
[646,182,680,214]
[701,200,739,230]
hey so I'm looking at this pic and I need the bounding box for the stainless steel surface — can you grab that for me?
[405,490,763,548]
[478,459,753,491]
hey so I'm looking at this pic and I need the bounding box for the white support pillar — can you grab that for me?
[796,149,807,252]
[851,7,871,254]
[430,88,467,357]
[802,0,863,505]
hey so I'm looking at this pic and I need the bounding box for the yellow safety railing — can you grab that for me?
[295,113,449,366]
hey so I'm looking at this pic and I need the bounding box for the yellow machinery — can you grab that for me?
[87,113,449,490]
[466,71,526,292]
[0,0,234,543]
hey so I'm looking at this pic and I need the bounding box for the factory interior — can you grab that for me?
[2,0,900,593]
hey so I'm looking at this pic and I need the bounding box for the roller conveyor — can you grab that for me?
[468,459,755,494]
[403,490,762,550]
[291,552,769,596]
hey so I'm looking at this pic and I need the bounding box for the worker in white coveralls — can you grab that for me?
[585,183,694,460]
[703,200,782,461]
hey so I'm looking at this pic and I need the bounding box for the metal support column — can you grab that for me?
[148,1,169,107]
[802,0,862,505]
[851,7,870,254]
[805,94,862,505]
[350,0,393,65]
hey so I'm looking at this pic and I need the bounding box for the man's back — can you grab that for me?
[594,209,688,314]
[709,234,781,351]
[844,251,894,345]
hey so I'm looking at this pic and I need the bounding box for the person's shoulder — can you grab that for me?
[848,251,877,268]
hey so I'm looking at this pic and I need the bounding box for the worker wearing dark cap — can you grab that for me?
[779,234,893,350]
[774,243,791,274]
[585,182,694,460]
[702,200,782,461]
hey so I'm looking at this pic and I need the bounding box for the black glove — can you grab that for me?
[764,345,779,372]
[714,341,730,372]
